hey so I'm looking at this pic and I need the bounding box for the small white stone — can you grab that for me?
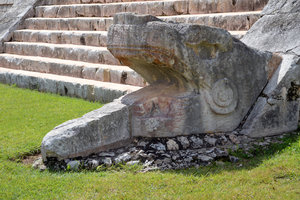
[103,157,112,166]
[126,160,140,166]
[115,152,131,164]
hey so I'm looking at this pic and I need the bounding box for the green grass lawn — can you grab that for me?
[0,83,299,200]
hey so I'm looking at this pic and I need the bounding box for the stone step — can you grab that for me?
[161,11,261,31]
[42,0,161,5]
[12,29,246,46]
[229,30,247,39]
[0,67,141,102]
[4,42,120,65]
[24,11,261,31]
[13,30,107,47]
[36,0,267,18]
[0,54,146,87]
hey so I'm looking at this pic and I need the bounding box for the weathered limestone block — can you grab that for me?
[242,0,300,55]
[241,0,300,137]
[0,0,41,52]
[108,13,278,137]
[41,98,131,160]
[241,55,300,137]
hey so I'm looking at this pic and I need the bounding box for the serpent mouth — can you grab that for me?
[108,44,195,91]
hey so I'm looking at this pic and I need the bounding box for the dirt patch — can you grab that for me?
[22,154,42,165]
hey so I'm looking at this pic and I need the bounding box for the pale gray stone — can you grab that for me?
[204,136,217,146]
[137,141,148,148]
[32,157,43,169]
[126,160,140,166]
[115,152,131,164]
[41,98,131,161]
[228,134,240,144]
[190,136,203,149]
[0,0,41,52]
[67,160,80,171]
[262,0,300,15]
[166,139,179,151]
[242,0,300,55]
[98,152,115,157]
[89,160,99,169]
[149,143,166,151]
[103,157,112,166]
[241,55,300,137]
[177,136,190,149]
[197,155,213,162]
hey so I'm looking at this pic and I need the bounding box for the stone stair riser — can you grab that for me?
[4,42,120,65]
[13,31,107,47]
[0,55,146,86]
[12,30,246,46]
[25,12,260,31]
[162,12,261,31]
[25,18,112,31]
[42,0,161,5]
[36,0,267,18]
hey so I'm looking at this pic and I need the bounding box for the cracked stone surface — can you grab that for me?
[241,0,300,137]
[242,0,300,55]
[108,12,277,137]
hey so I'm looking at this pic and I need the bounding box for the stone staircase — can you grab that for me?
[0,0,269,102]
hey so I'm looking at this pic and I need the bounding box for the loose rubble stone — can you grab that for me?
[99,152,115,157]
[67,160,80,171]
[229,156,239,163]
[126,160,140,166]
[204,136,218,146]
[229,134,240,144]
[103,157,112,166]
[42,131,297,172]
[88,160,99,169]
[166,139,179,151]
[177,136,190,149]
[115,152,131,164]
[32,157,47,171]
[190,136,203,149]
[198,155,213,162]
[149,143,166,151]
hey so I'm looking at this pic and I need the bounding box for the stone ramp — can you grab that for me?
[0,0,267,102]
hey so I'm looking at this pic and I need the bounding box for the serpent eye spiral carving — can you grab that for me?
[205,78,238,114]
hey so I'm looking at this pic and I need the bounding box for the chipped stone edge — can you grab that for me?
[0,0,46,53]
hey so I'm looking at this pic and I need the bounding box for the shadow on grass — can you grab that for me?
[165,130,300,177]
